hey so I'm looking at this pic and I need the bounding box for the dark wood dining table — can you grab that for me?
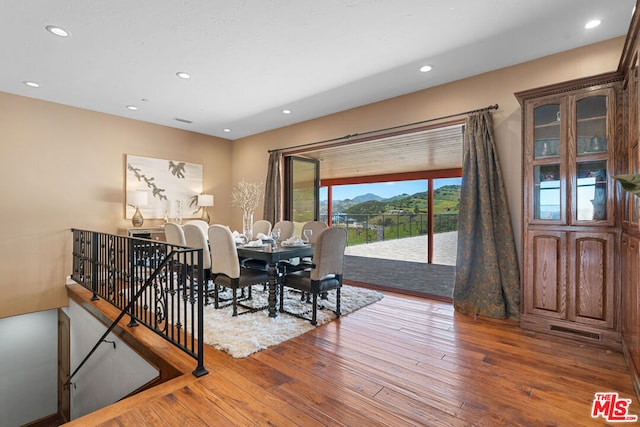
[237,242,314,317]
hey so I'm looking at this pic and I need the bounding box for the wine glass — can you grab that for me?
[270,229,281,248]
[303,229,313,243]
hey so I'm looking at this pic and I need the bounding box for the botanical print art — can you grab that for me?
[126,154,203,220]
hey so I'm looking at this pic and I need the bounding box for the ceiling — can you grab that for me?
[298,124,465,180]
[1,1,635,141]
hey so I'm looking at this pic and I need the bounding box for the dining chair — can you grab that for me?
[285,221,329,274]
[208,224,269,316]
[253,219,272,237]
[301,221,328,245]
[183,223,211,296]
[243,219,294,275]
[240,219,273,271]
[273,220,295,241]
[280,227,347,325]
[289,221,330,285]
[184,219,209,236]
[164,223,186,246]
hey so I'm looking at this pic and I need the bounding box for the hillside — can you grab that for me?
[344,185,459,215]
[321,185,461,216]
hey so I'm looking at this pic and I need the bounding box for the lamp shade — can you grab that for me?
[127,190,148,207]
[198,194,214,207]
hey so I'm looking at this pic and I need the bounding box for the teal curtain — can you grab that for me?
[263,152,282,225]
[453,111,520,320]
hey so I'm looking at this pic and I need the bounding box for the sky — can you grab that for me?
[323,178,462,201]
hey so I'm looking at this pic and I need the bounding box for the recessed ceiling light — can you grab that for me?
[176,72,191,79]
[23,81,40,88]
[45,25,70,37]
[223,128,231,133]
[126,105,138,111]
[282,109,292,114]
[419,65,433,73]
[585,19,601,29]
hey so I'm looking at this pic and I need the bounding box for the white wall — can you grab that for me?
[69,299,159,420]
[0,310,58,427]
[0,90,233,319]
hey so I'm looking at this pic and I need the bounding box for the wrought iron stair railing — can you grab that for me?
[69,229,209,380]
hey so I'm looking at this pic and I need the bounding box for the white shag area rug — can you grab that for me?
[202,285,383,358]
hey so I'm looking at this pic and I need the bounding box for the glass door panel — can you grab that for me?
[284,156,320,234]
[576,161,607,221]
[533,104,561,159]
[576,96,607,156]
[534,164,561,220]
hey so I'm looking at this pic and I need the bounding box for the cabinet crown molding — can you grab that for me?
[515,71,623,104]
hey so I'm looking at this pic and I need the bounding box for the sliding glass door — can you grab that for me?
[284,156,320,234]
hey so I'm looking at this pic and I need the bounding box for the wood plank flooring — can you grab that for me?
[64,288,639,426]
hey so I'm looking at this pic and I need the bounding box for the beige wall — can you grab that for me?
[231,36,626,251]
[0,36,625,318]
[0,93,232,318]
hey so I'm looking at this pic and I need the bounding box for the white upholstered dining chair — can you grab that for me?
[183,223,211,284]
[280,227,347,325]
[208,224,269,316]
[184,219,209,236]
[253,219,272,237]
[273,220,294,241]
[164,223,186,246]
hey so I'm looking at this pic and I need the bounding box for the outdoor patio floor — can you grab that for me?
[343,231,457,300]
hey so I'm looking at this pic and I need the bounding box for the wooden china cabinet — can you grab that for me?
[619,15,640,397]
[515,9,640,400]
[516,73,622,348]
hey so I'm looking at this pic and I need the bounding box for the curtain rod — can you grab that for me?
[268,103,498,154]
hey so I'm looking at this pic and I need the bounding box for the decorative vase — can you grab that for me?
[243,211,254,241]
[132,206,144,227]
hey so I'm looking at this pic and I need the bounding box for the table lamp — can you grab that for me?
[198,194,214,224]
[128,190,148,227]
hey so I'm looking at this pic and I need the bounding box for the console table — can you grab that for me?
[117,226,166,241]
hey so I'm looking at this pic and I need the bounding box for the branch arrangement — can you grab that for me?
[232,179,263,212]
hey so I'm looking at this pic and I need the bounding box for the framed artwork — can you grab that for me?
[125,154,203,220]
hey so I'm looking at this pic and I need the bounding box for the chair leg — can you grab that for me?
[311,292,318,326]
[214,284,220,309]
[232,288,238,316]
[335,287,341,318]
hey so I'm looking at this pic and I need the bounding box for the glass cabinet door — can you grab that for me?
[573,93,611,224]
[576,96,607,156]
[533,164,561,220]
[575,161,607,221]
[533,104,561,159]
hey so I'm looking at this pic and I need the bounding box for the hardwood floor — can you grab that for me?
[64,287,639,426]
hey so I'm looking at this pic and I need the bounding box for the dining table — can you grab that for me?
[237,241,314,317]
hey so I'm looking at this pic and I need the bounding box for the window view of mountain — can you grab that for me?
[321,185,461,216]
